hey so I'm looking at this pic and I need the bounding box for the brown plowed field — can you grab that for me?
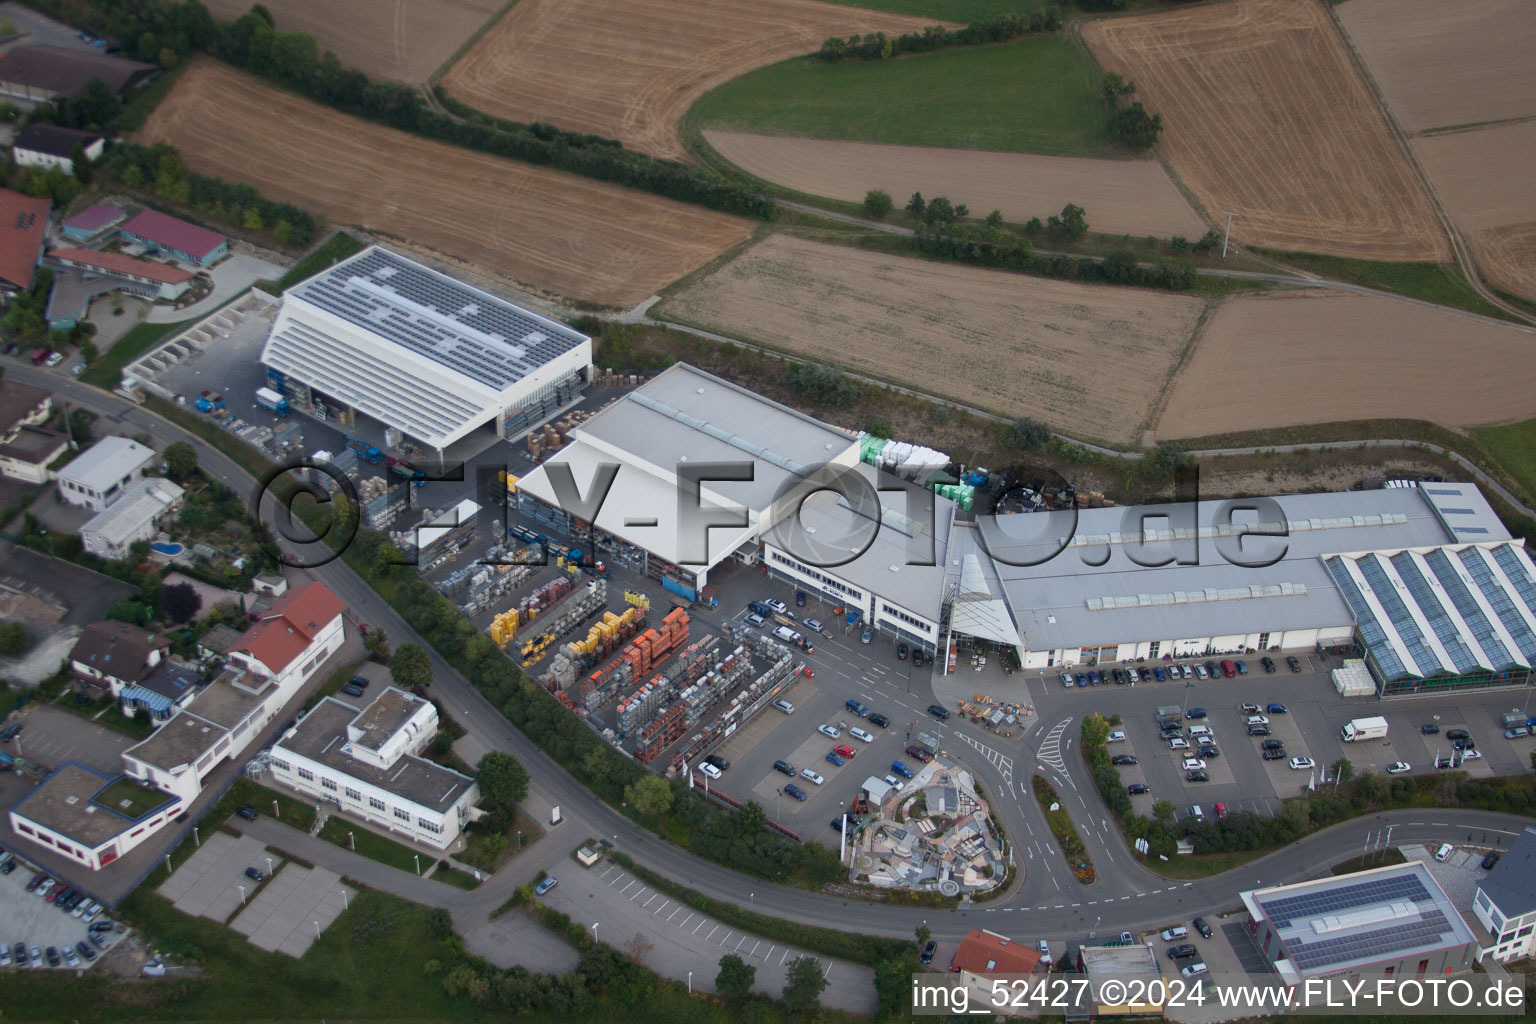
[661,234,1206,445]
[440,0,944,161]
[136,62,752,307]
[1156,292,1536,440]
[1335,0,1536,134]
[1413,122,1536,302]
[704,130,1209,238]
[199,0,502,83]
[1082,0,1448,262]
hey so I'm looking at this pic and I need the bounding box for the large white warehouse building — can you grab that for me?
[260,246,592,456]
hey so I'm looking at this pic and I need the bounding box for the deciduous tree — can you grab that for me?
[716,953,756,1000]
[390,642,433,691]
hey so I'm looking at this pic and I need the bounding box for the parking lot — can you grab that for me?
[0,852,123,971]
[3,703,139,777]
[701,570,944,837]
[1045,658,1536,824]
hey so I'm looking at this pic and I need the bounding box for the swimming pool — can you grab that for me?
[151,542,184,556]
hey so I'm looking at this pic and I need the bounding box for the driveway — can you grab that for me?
[145,254,284,324]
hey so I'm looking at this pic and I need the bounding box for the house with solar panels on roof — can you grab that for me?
[1240,861,1479,986]
[259,245,592,462]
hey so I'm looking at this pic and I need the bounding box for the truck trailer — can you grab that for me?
[255,387,289,415]
[1339,716,1389,742]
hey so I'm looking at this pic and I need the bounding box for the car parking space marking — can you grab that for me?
[780,949,792,965]
[735,935,748,951]
[598,864,617,880]
[705,924,719,941]
[652,898,668,914]
[630,887,647,901]
[666,906,681,922]
[618,880,636,894]
[695,919,708,934]
[642,893,658,908]
[750,940,761,957]
[763,944,774,961]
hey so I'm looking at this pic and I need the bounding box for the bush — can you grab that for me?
[817,10,1064,63]
[1006,417,1051,451]
[784,361,863,407]
[862,189,893,220]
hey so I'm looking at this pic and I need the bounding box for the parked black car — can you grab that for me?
[867,713,890,729]
[703,754,730,772]
[926,704,951,721]
[1446,729,1469,741]
[1286,656,1302,672]
[1481,851,1501,870]
[920,940,937,965]
[1421,723,1441,735]
[1193,917,1213,939]
[1260,657,1276,673]
[237,806,259,821]
[1167,944,1200,960]
[1111,754,1138,766]
[1127,783,1150,795]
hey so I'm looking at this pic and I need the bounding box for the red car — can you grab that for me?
[1214,802,1229,820]
[833,744,856,759]
[905,744,933,763]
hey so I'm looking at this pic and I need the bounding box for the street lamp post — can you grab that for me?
[237,884,246,906]
[1182,680,1194,715]
[272,799,279,817]
[688,971,693,994]
[193,826,200,848]
[750,892,754,907]
[266,857,274,876]
[413,854,420,875]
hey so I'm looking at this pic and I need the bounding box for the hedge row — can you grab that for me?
[910,223,1199,291]
[817,9,1063,62]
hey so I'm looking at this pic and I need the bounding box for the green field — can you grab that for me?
[689,35,1109,156]
[318,817,426,875]
[1258,250,1519,323]
[821,0,1049,19]
[1474,418,1536,508]
[79,317,193,389]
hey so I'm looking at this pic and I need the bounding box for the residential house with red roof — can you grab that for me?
[0,187,50,293]
[119,208,227,266]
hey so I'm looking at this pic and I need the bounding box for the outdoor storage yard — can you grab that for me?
[1412,122,1536,303]
[1154,291,1536,441]
[1334,0,1536,134]
[1083,0,1448,262]
[702,131,1209,239]
[660,234,1205,445]
[438,0,942,161]
[199,0,503,82]
[137,61,753,307]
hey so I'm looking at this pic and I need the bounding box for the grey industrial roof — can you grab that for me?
[11,762,177,849]
[278,697,473,812]
[768,462,954,621]
[79,477,182,547]
[1247,861,1475,976]
[985,487,1473,653]
[1478,826,1536,919]
[56,436,155,490]
[577,362,858,511]
[1079,943,1161,976]
[124,711,228,772]
[288,246,587,392]
[348,687,426,752]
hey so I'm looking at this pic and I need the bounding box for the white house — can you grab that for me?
[79,476,184,559]
[56,436,156,511]
[1473,826,1536,962]
[120,581,346,805]
[10,123,104,176]
[270,687,479,850]
[8,761,182,872]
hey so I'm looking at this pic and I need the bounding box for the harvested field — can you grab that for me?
[1155,292,1536,440]
[439,0,942,161]
[704,130,1208,238]
[660,234,1206,445]
[199,0,503,83]
[1083,0,1448,262]
[1335,0,1536,134]
[136,62,752,307]
[1413,122,1536,302]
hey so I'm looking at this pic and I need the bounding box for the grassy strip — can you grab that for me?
[95,701,156,739]
[1256,250,1519,323]
[610,851,910,968]
[318,817,428,875]
[79,317,193,389]
[1472,418,1536,512]
[255,231,365,295]
[1032,775,1095,884]
[1144,847,1278,880]
[690,35,1111,157]
[819,0,1053,16]
[229,776,318,834]
[434,863,482,890]
[1331,847,1407,876]
[140,394,281,482]
[300,660,367,715]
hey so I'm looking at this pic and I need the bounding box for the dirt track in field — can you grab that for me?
[661,234,1206,445]
[440,0,944,161]
[1413,122,1536,303]
[1083,0,1448,262]
[1334,0,1536,134]
[136,62,752,307]
[1155,292,1536,440]
[704,130,1209,238]
[199,0,502,83]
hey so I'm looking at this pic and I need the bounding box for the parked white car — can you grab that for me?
[1107,730,1127,743]
[883,773,905,791]
[1168,737,1191,750]
[1288,757,1315,770]
[1181,758,1207,771]
[697,762,721,780]
[1386,761,1411,774]
[817,724,840,739]
[800,768,824,785]
[850,727,875,743]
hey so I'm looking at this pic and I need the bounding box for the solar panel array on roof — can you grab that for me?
[292,247,587,393]
[1287,909,1452,970]
[1423,549,1516,669]
[1465,546,1536,662]
[1261,873,1432,929]
[1391,552,1480,673]
[1327,556,1410,679]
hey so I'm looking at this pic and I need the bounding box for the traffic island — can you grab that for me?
[1033,774,1095,884]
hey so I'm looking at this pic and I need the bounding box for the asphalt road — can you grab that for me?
[15,360,1531,950]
